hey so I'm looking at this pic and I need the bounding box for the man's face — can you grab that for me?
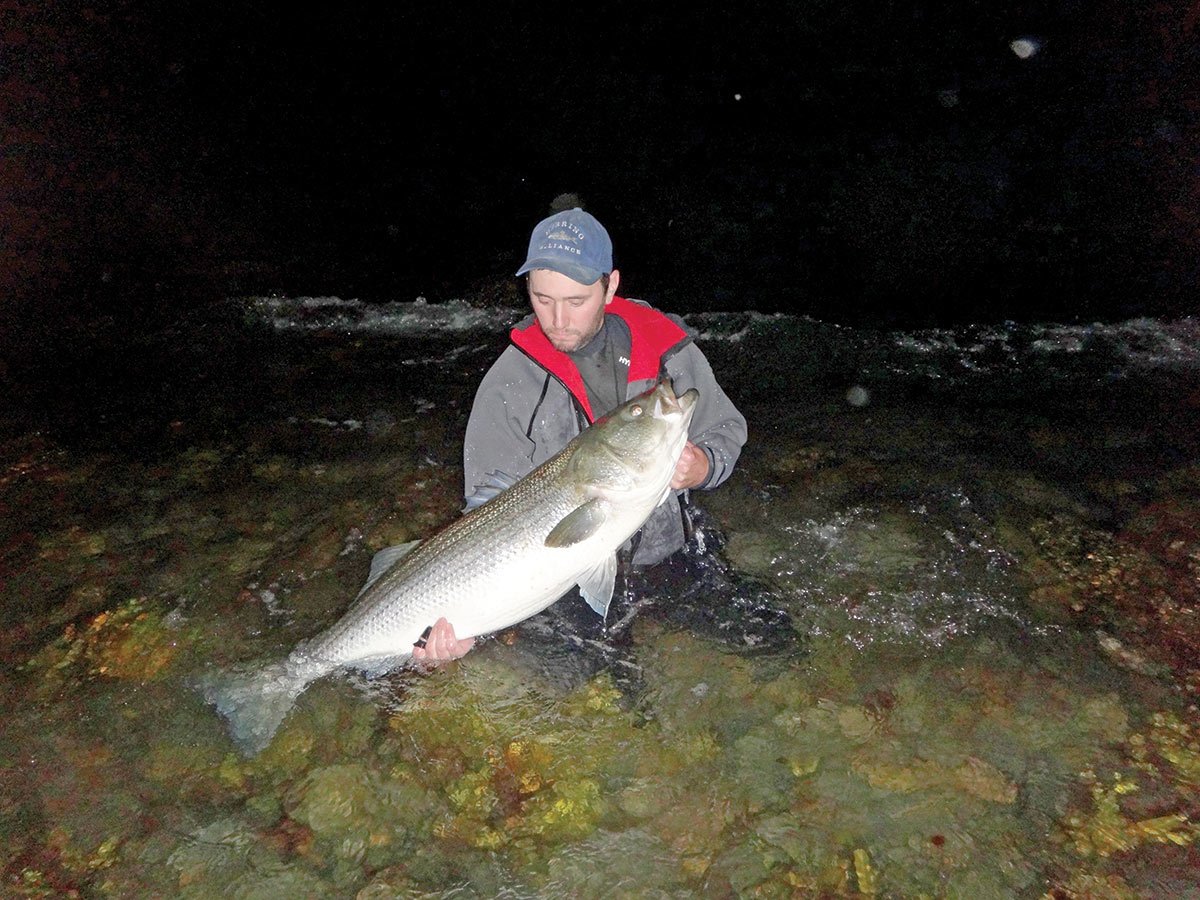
[527,268,619,352]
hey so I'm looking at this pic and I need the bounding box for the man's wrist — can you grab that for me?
[694,445,715,490]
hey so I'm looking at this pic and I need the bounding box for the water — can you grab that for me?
[3,298,1198,897]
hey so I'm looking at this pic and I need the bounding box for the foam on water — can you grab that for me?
[248,296,1199,382]
[894,317,1200,372]
[754,491,1047,651]
[249,295,520,334]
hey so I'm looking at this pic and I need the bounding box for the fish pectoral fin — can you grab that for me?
[577,553,618,618]
[462,470,519,512]
[544,499,609,548]
[359,540,422,595]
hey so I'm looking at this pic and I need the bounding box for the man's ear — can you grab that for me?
[605,269,620,304]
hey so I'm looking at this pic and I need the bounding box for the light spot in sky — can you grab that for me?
[1010,37,1040,59]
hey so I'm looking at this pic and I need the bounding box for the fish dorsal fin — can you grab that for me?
[544,498,608,548]
[462,470,519,512]
[577,552,618,618]
[359,540,421,595]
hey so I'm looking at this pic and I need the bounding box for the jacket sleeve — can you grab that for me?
[663,341,747,491]
[462,347,545,501]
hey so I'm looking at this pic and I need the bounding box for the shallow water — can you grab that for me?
[2,301,1198,897]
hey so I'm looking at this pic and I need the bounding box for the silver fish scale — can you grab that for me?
[301,447,587,666]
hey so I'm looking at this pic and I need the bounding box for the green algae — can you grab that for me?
[173,446,231,488]
[238,680,383,783]
[250,455,295,482]
[21,597,193,696]
[543,827,692,897]
[286,763,432,867]
[1131,712,1200,790]
[385,668,645,863]
[1044,871,1145,900]
[1062,773,1194,858]
[226,869,333,900]
[1038,707,1200,897]
[161,815,339,899]
[36,524,109,560]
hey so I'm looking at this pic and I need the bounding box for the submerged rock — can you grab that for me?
[1023,504,1200,693]
[850,754,1017,804]
[23,597,186,694]
[286,763,430,867]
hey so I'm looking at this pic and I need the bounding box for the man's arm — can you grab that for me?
[664,342,747,491]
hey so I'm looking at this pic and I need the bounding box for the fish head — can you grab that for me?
[573,380,699,491]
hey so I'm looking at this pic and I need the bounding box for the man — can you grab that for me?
[413,207,747,661]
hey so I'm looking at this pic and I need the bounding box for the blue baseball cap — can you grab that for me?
[515,208,613,285]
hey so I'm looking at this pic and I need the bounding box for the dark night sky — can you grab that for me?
[2,1,1196,369]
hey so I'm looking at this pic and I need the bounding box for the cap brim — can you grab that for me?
[515,257,603,286]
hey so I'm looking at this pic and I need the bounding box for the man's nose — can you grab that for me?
[550,302,568,329]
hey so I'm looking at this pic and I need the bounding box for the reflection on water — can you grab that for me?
[2,305,1198,896]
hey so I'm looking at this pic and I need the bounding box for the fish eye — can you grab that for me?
[630,405,643,417]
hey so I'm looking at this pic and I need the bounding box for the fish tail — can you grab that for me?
[199,657,316,756]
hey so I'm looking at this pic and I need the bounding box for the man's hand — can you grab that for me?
[411,617,475,662]
[670,441,710,490]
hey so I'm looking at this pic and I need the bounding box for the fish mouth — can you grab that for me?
[676,388,699,415]
[655,380,699,418]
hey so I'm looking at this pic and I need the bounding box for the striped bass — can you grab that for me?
[206,380,698,753]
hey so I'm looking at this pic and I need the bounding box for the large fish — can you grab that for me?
[206,380,698,753]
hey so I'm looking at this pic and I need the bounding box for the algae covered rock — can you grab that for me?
[543,827,690,897]
[37,523,108,561]
[850,753,1018,804]
[143,741,238,805]
[723,529,789,578]
[286,763,432,867]
[228,868,332,900]
[23,597,188,695]
[166,816,260,892]
[380,666,667,863]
